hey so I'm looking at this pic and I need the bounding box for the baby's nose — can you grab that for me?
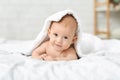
[56,37,62,43]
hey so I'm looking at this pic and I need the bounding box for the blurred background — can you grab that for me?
[0,0,120,40]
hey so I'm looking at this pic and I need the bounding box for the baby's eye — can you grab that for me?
[64,36,68,39]
[54,33,58,37]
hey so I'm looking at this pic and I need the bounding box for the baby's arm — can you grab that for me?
[32,41,48,59]
[43,47,78,61]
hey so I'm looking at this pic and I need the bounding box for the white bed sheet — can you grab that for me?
[0,39,120,80]
[0,40,33,54]
[0,52,120,80]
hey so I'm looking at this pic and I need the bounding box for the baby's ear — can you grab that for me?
[72,36,77,43]
[48,29,51,36]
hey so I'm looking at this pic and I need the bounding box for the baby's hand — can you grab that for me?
[40,54,55,61]
[39,54,47,60]
[44,56,54,61]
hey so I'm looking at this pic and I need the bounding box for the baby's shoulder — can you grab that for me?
[63,47,77,58]
[41,41,49,46]
[63,47,76,54]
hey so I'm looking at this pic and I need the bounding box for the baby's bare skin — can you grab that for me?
[32,14,78,61]
[33,41,78,61]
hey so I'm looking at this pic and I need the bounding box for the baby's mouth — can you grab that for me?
[55,44,62,47]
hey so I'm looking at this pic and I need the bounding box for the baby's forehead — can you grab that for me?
[51,22,77,36]
[50,14,78,33]
[60,14,77,24]
[61,15,77,30]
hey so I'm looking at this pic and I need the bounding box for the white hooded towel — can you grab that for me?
[25,10,103,57]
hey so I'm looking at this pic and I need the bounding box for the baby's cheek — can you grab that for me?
[64,42,71,48]
[49,38,54,43]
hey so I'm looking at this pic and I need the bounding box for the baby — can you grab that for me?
[32,14,78,61]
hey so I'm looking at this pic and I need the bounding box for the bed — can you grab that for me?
[0,36,120,80]
[0,10,120,80]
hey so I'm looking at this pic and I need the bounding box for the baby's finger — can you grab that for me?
[42,54,47,57]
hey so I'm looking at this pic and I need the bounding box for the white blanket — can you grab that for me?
[0,38,120,80]
[0,51,120,80]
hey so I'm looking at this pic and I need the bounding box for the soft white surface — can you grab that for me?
[0,40,33,54]
[0,52,120,80]
[0,38,120,80]
[78,33,103,57]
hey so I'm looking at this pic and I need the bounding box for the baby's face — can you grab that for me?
[48,16,77,52]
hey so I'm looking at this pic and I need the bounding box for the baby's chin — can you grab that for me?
[54,46,70,53]
[53,45,64,52]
